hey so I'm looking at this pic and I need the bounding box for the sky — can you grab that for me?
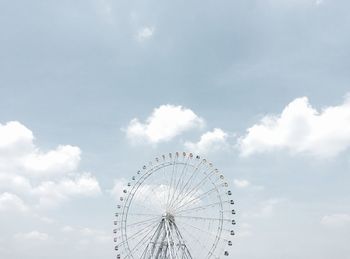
[0,0,350,258]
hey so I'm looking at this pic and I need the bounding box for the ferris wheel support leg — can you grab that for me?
[172,222,193,259]
[151,222,166,258]
[164,221,175,259]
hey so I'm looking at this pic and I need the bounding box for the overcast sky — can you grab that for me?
[1,0,350,258]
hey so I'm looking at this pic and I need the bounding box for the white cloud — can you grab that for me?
[33,173,101,207]
[126,105,204,144]
[136,26,155,42]
[321,213,350,228]
[233,179,251,188]
[0,192,28,212]
[184,128,229,154]
[0,121,34,152]
[0,121,81,176]
[239,95,350,158]
[14,231,48,241]
[0,121,100,210]
[0,174,32,193]
[21,145,81,176]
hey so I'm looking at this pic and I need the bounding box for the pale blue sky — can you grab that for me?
[0,0,350,258]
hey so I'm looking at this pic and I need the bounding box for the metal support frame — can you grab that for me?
[141,213,193,259]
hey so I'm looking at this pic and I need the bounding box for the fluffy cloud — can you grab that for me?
[0,121,34,152]
[33,174,101,207]
[0,121,100,210]
[126,105,204,144]
[21,145,81,176]
[0,121,81,176]
[321,213,350,228]
[14,231,49,241]
[136,26,155,42]
[239,95,350,157]
[0,174,32,193]
[0,192,28,212]
[184,128,228,154]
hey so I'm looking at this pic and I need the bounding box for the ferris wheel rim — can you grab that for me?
[123,163,224,258]
[114,152,235,259]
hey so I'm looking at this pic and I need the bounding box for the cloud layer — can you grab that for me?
[239,95,350,157]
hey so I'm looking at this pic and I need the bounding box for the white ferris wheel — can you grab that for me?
[113,152,236,259]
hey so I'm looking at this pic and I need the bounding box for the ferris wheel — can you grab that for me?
[113,152,236,259]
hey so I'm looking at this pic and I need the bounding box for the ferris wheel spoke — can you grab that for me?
[128,197,161,215]
[116,219,159,248]
[125,222,161,258]
[115,216,158,233]
[172,168,217,211]
[127,212,161,217]
[174,215,230,222]
[176,219,229,242]
[122,224,159,254]
[172,185,219,213]
[174,176,226,214]
[119,221,156,232]
[124,231,158,258]
[133,182,166,211]
[177,223,220,259]
[175,200,228,215]
[115,218,159,233]
[171,167,204,213]
[176,228,196,259]
[161,165,169,211]
[126,216,160,228]
[168,157,190,211]
[125,187,158,215]
[149,184,167,210]
[169,157,191,207]
[168,161,206,211]
[168,157,191,210]
[166,156,179,211]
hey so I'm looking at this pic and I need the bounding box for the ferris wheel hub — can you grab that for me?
[162,212,175,222]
